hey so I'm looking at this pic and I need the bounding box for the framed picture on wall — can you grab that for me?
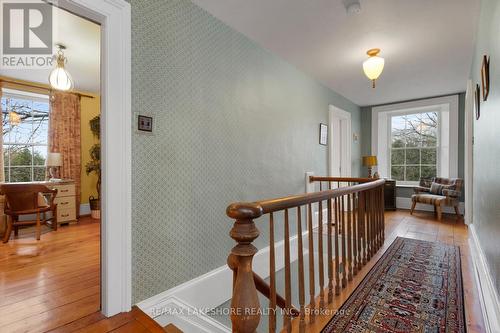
[475,84,481,120]
[481,55,490,101]
[319,123,328,145]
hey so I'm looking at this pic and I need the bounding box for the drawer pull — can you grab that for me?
[60,202,69,205]
[61,214,69,217]
[61,190,69,193]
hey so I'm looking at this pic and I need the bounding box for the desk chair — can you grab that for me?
[1,184,58,243]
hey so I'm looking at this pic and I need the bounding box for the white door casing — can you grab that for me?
[464,80,474,225]
[54,0,132,316]
[329,105,352,178]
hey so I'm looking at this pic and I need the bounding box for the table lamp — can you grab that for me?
[46,152,62,180]
[362,155,378,178]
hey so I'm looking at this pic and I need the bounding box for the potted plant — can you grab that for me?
[85,115,101,219]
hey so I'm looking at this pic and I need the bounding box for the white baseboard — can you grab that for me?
[396,197,465,215]
[469,224,500,333]
[137,208,328,330]
[80,203,91,216]
[150,296,231,333]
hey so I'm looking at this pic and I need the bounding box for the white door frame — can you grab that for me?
[328,105,352,178]
[55,0,132,316]
[464,80,474,225]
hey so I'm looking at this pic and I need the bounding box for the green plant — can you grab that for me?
[85,115,101,199]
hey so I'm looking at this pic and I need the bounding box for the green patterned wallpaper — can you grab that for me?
[131,0,361,303]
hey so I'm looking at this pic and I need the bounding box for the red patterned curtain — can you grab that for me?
[48,92,81,213]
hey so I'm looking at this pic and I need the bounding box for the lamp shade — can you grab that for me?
[49,66,74,91]
[363,56,385,80]
[46,152,63,167]
[362,155,378,167]
[49,45,74,91]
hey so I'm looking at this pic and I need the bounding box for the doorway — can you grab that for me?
[0,0,131,326]
[329,105,352,179]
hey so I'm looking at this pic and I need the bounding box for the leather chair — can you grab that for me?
[1,184,58,243]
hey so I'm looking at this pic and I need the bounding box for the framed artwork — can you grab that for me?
[319,123,328,145]
[138,115,153,132]
[481,55,490,101]
[475,84,481,120]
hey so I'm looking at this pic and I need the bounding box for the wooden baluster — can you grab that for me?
[296,207,306,332]
[377,187,382,250]
[334,197,340,295]
[372,189,378,255]
[341,195,347,288]
[284,210,292,332]
[320,181,323,191]
[327,198,333,303]
[371,189,376,256]
[227,204,262,333]
[366,190,372,261]
[380,186,385,241]
[352,193,358,276]
[307,203,315,323]
[347,194,353,282]
[318,201,325,308]
[269,213,277,333]
[380,186,384,247]
[359,191,367,266]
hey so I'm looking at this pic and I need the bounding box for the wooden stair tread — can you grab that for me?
[164,323,183,333]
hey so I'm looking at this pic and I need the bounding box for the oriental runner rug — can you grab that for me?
[322,237,465,333]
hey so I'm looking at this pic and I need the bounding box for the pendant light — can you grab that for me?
[49,44,74,91]
[363,48,385,88]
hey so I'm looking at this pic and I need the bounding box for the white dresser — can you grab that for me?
[47,181,77,224]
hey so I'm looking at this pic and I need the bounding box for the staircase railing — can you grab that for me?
[226,177,385,333]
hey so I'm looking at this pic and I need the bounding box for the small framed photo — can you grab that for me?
[319,123,328,146]
[475,84,481,120]
[481,55,490,101]
[138,115,153,132]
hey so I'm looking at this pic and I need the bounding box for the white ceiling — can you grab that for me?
[192,0,480,106]
[0,6,100,94]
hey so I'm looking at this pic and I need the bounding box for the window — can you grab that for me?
[390,112,438,183]
[1,89,49,182]
[371,95,459,185]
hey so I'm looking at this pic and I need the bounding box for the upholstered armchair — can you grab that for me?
[410,177,463,221]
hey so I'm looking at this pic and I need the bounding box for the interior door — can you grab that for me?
[329,105,352,181]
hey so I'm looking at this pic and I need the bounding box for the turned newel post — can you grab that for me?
[227,203,263,333]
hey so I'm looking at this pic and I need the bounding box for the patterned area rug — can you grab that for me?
[322,237,465,333]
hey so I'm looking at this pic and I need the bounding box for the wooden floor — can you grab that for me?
[292,210,486,333]
[0,210,485,332]
[0,216,101,333]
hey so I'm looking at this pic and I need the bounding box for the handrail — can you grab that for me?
[227,179,385,218]
[227,177,385,333]
[309,176,375,183]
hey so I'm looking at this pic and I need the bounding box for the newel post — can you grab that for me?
[227,203,263,333]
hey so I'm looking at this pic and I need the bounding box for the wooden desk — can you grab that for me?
[0,180,77,225]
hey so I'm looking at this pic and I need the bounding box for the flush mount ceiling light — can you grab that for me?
[363,48,385,88]
[343,0,361,15]
[49,44,74,91]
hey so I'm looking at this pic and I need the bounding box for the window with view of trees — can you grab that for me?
[2,90,49,182]
[390,112,438,183]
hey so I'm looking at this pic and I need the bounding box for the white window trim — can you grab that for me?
[1,89,50,182]
[371,95,459,183]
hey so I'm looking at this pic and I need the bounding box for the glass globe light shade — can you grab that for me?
[363,56,385,81]
[49,49,74,91]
